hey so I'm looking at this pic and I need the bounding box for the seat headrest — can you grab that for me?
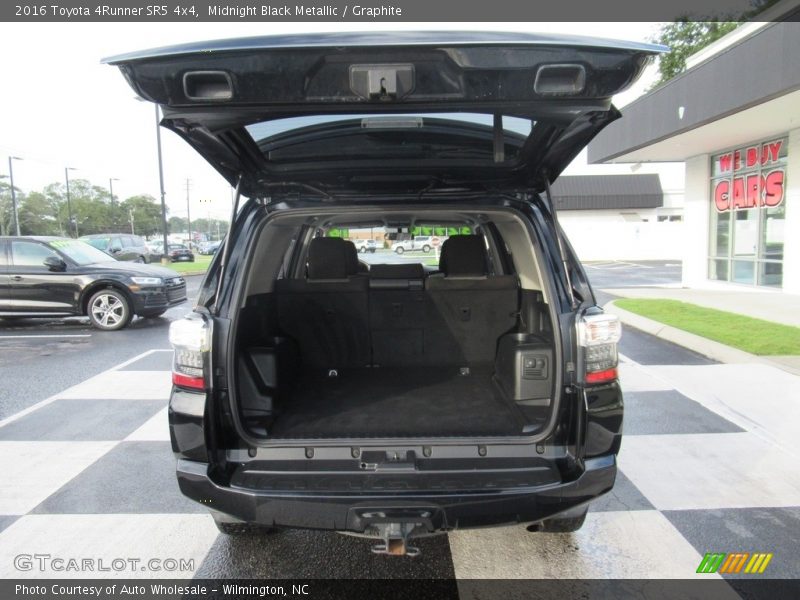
[439,235,488,277]
[369,263,425,280]
[307,237,352,279]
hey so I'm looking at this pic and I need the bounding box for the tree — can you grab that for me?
[650,21,740,89]
[18,191,61,235]
[120,195,166,237]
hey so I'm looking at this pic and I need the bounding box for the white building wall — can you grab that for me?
[783,127,800,294]
[560,211,683,261]
[681,155,711,288]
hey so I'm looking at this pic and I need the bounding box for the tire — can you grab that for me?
[369,248,376,253]
[539,506,588,533]
[422,245,431,253]
[395,246,405,254]
[358,246,366,253]
[87,288,132,331]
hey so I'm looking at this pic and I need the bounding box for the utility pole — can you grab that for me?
[154,104,169,264]
[185,178,192,247]
[8,156,22,236]
[129,208,135,234]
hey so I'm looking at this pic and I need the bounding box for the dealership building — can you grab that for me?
[589,12,800,293]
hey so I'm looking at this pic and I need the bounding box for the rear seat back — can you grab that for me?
[426,235,519,365]
[275,238,370,369]
[369,263,426,365]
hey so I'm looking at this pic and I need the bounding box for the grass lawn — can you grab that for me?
[615,298,800,356]
[161,254,213,275]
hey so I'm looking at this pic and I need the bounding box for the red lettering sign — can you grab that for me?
[764,170,784,207]
[745,174,761,208]
[718,153,733,173]
[767,140,782,164]
[714,180,730,211]
[746,146,758,168]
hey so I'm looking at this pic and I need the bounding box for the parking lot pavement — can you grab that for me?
[1,332,799,581]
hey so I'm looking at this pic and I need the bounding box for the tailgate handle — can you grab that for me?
[350,64,414,100]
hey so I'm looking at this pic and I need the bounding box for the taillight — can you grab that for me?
[169,316,211,391]
[577,313,621,385]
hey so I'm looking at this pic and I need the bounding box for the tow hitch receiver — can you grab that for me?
[370,522,421,557]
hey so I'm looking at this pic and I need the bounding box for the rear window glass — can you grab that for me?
[247,113,533,143]
[84,237,109,250]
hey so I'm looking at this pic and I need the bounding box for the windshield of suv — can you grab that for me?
[50,239,116,265]
[83,237,110,250]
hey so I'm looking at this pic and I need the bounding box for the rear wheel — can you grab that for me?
[358,246,366,253]
[539,506,588,533]
[135,255,146,263]
[395,246,405,254]
[422,244,431,253]
[87,289,132,331]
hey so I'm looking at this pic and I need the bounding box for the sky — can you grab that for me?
[0,21,679,223]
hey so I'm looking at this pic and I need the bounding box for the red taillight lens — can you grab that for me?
[169,317,210,391]
[172,372,205,390]
[577,313,621,385]
[585,368,618,384]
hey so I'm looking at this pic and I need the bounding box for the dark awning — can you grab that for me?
[550,174,663,210]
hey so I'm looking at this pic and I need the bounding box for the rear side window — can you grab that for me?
[109,237,123,252]
[11,241,59,267]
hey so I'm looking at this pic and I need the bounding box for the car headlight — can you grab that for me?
[130,276,163,285]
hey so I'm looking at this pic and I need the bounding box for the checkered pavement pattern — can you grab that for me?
[1,348,799,580]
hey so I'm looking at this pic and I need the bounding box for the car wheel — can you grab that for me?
[395,246,405,254]
[538,506,588,533]
[135,255,146,264]
[87,289,132,331]
[358,246,365,253]
[369,248,376,253]
[422,245,431,253]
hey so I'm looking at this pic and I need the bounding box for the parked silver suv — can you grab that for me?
[392,236,434,254]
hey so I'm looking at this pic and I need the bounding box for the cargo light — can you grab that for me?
[169,316,210,391]
[577,313,621,385]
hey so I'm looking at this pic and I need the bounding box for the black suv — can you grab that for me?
[0,237,186,330]
[107,32,659,554]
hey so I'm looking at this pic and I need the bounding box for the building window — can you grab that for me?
[708,136,787,287]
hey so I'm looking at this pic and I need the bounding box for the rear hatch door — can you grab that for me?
[104,31,664,197]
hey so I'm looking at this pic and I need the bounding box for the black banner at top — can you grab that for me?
[3,0,800,22]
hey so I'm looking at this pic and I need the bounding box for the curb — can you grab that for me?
[604,300,800,376]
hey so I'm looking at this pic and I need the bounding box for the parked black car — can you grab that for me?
[0,237,186,330]
[106,32,656,554]
[81,233,151,263]
[168,244,195,262]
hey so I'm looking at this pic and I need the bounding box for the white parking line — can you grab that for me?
[0,349,171,429]
[0,334,91,339]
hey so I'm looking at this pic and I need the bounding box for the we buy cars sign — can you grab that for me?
[712,137,787,212]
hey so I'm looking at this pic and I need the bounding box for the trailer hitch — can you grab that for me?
[370,522,421,557]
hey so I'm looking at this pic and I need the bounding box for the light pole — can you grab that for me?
[153,104,169,263]
[185,178,192,247]
[108,177,119,205]
[135,97,170,263]
[64,167,78,238]
[8,156,22,236]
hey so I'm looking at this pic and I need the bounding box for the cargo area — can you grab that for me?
[232,212,558,441]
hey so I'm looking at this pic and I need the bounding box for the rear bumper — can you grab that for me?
[175,454,616,532]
